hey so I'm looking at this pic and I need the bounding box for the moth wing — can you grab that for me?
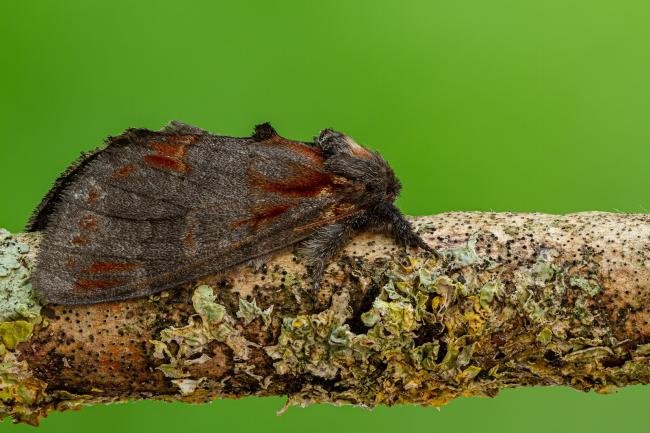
[34,122,362,304]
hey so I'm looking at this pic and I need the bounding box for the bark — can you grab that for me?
[1,212,650,425]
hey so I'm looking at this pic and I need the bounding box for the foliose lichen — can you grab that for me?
[151,284,261,395]
[0,229,48,424]
[267,255,498,408]
[262,220,650,410]
[0,229,41,323]
[237,297,273,326]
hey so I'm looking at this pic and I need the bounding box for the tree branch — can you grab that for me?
[1,212,650,425]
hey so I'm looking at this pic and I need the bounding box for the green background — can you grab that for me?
[2,0,650,431]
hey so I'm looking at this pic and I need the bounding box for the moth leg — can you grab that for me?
[373,203,433,252]
[300,223,355,293]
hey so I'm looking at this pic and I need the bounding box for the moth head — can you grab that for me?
[366,151,401,204]
[317,129,402,205]
[381,159,402,202]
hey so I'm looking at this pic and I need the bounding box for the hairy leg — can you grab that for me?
[299,222,357,292]
[300,205,431,293]
[370,203,433,251]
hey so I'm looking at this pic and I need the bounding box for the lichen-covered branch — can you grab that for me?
[2,212,650,425]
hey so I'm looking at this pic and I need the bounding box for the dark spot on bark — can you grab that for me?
[414,322,445,346]
[436,341,448,364]
[543,349,560,365]
[601,356,627,368]
[346,281,383,334]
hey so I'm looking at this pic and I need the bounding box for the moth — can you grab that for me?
[27,121,431,305]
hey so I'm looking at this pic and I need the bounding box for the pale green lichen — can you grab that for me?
[573,296,594,325]
[237,297,273,326]
[635,343,650,356]
[0,350,48,424]
[369,298,417,333]
[411,342,440,370]
[536,327,553,345]
[563,346,613,363]
[0,230,48,424]
[171,378,206,396]
[507,249,569,327]
[531,248,559,284]
[266,290,358,379]
[456,365,482,383]
[479,281,502,308]
[569,276,602,297]
[0,229,41,323]
[0,321,33,350]
[193,284,227,323]
[440,232,481,269]
[151,284,257,394]
[530,260,555,285]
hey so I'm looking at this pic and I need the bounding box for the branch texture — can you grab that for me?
[1,212,650,424]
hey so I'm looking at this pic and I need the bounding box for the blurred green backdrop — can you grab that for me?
[2,0,650,431]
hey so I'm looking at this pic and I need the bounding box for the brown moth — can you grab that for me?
[27,121,431,305]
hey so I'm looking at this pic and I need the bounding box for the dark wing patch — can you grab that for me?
[248,163,333,197]
[111,163,137,179]
[142,134,198,173]
[233,204,294,228]
[143,154,188,173]
[74,278,129,291]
